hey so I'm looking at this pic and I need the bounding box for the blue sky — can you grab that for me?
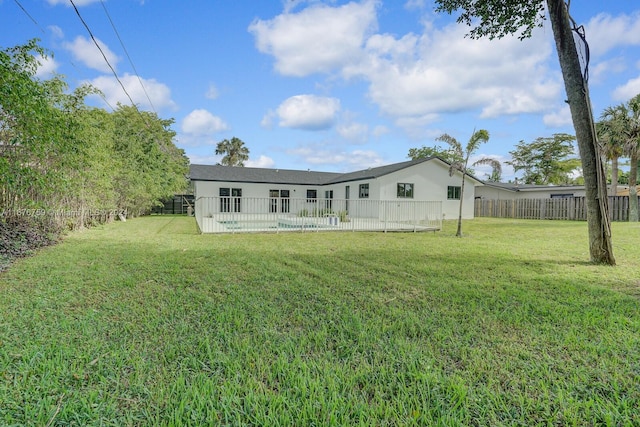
[2,0,640,181]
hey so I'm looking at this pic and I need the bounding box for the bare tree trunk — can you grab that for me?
[547,0,615,264]
[456,174,465,237]
[610,156,619,197]
[629,152,638,222]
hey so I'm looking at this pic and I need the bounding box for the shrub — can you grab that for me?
[0,215,61,271]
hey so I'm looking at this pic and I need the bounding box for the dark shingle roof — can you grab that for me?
[189,164,341,185]
[324,158,432,184]
[189,157,482,186]
[480,181,587,192]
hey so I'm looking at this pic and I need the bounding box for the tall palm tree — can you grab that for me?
[436,129,490,237]
[215,137,249,166]
[596,119,624,197]
[600,95,640,222]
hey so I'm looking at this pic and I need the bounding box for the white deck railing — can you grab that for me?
[195,197,442,233]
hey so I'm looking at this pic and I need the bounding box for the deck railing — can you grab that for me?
[195,197,442,233]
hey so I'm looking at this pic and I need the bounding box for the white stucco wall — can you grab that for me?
[375,160,479,219]
[192,159,480,219]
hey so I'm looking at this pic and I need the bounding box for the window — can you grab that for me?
[359,183,369,198]
[550,193,574,199]
[280,190,290,213]
[232,188,242,212]
[397,183,414,198]
[306,189,318,203]
[220,187,230,212]
[447,186,461,200]
[345,186,350,213]
[324,190,333,210]
[220,187,242,212]
[269,189,290,213]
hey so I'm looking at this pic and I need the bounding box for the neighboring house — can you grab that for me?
[475,182,630,200]
[190,157,483,220]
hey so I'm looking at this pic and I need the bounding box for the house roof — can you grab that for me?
[189,163,339,185]
[190,157,484,186]
[480,181,588,192]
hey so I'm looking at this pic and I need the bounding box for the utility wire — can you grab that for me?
[13,0,45,34]
[12,0,115,111]
[99,0,157,113]
[69,0,138,109]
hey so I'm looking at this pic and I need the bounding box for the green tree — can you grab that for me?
[0,40,65,211]
[600,95,640,222]
[507,134,579,185]
[437,129,490,237]
[408,144,464,165]
[434,0,615,264]
[1,39,188,234]
[215,137,249,166]
[596,119,624,197]
[112,105,189,216]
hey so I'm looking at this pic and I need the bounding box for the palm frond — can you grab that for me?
[436,134,463,156]
[467,129,490,152]
[473,157,501,173]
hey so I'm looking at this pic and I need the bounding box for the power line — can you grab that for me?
[12,0,45,34]
[68,0,138,109]
[99,0,157,113]
[12,0,114,111]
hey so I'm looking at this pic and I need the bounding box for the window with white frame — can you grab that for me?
[220,187,242,212]
[269,189,290,213]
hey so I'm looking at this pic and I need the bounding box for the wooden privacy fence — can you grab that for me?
[474,196,636,221]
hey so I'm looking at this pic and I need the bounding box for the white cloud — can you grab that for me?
[206,83,219,100]
[246,155,276,168]
[586,12,640,58]
[181,109,229,135]
[186,153,218,165]
[590,57,626,84]
[543,105,573,128]
[64,36,119,73]
[249,0,378,76]
[404,0,426,11]
[372,125,390,137]
[355,24,559,119]
[48,25,64,39]
[35,54,59,78]
[252,2,563,130]
[346,149,386,169]
[287,145,385,170]
[612,75,640,101]
[87,73,177,111]
[260,110,275,129]
[276,94,341,130]
[394,114,440,139]
[337,120,368,143]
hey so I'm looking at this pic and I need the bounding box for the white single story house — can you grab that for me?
[190,157,483,223]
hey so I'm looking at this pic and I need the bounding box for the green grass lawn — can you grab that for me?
[1,216,639,426]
